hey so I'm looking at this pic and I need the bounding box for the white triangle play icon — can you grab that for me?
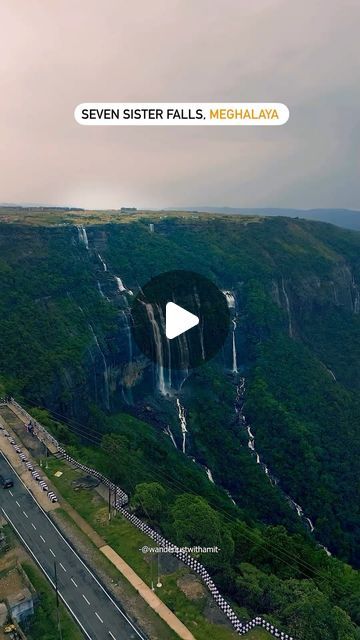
[165,302,199,340]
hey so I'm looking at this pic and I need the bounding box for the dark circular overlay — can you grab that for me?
[130,270,230,370]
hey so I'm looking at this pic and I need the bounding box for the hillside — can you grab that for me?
[175,207,360,231]
[0,210,360,639]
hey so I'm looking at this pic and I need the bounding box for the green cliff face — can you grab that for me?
[1,213,360,639]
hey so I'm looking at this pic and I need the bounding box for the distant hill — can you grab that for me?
[171,207,360,231]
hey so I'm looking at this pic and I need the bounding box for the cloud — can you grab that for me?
[0,0,359,209]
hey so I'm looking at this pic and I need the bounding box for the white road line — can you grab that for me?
[0,451,145,639]
[49,548,56,558]
[16,500,20,507]
[95,612,103,623]
[1,507,92,640]
[8,489,13,496]
[109,632,117,640]
[82,594,90,606]
[60,563,67,572]
[40,535,46,543]
[23,510,29,518]
[71,577,78,588]
[31,523,36,530]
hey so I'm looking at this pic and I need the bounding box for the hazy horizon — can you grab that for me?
[1,1,360,210]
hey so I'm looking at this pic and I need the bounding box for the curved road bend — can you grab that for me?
[0,452,147,640]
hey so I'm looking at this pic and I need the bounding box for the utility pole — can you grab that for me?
[108,484,112,522]
[54,561,63,640]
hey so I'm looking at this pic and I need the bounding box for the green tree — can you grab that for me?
[131,482,167,518]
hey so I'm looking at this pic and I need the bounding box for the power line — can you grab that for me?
[19,396,345,590]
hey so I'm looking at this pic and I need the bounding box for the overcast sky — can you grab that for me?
[1,0,359,210]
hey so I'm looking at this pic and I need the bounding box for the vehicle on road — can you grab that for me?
[0,474,14,489]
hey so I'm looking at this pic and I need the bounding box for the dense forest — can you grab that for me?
[0,211,360,639]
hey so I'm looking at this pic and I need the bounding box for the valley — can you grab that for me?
[0,209,360,639]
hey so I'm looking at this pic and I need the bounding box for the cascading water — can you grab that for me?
[98,254,107,271]
[120,310,133,363]
[281,277,293,337]
[354,287,360,314]
[231,319,238,373]
[164,426,177,448]
[206,467,215,484]
[77,226,89,249]
[158,306,171,389]
[194,288,205,361]
[97,281,109,300]
[176,398,188,453]
[89,325,110,411]
[319,360,336,381]
[223,291,235,308]
[235,376,322,542]
[115,276,126,292]
[115,276,133,296]
[223,289,238,372]
[145,303,167,395]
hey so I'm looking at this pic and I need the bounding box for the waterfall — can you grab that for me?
[164,426,177,448]
[205,467,215,484]
[149,223,154,233]
[115,276,126,292]
[98,254,107,271]
[177,331,190,388]
[231,319,238,373]
[89,326,110,411]
[223,289,238,371]
[77,226,89,249]
[145,303,167,395]
[319,360,336,381]
[194,288,205,361]
[306,517,315,533]
[158,306,171,389]
[281,277,293,337]
[115,276,133,296]
[353,283,360,314]
[176,398,188,453]
[223,291,235,308]
[120,310,133,363]
[237,378,320,534]
[226,490,236,506]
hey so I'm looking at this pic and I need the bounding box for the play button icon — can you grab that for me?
[166,302,199,340]
[130,269,230,371]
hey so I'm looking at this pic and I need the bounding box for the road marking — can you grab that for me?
[40,535,46,543]
[31,523,36,530]
[0,506,93,640]
[49,548,56,558]
[95,612,103,623]
[60,563,67,572]
[0,451,145,639]
[23,510,29,518]
[16,500,20,507]
[109,632,117,640]
[71,578,78,588]
[8,489,13,496]
[82,594,90,605]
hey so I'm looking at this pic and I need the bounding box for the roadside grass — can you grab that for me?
[46,457,273,640]
[54,508,179,640]
[21,561,84,640]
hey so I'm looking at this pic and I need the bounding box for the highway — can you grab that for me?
[0,452,146,640]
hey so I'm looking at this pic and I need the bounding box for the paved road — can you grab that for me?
[0,452,146,640]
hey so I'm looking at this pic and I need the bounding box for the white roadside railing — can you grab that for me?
[0,398,294,639]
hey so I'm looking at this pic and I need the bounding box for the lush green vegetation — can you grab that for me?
[0,213,360,639]
[21,561,83,640]
[46,458,251,640]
